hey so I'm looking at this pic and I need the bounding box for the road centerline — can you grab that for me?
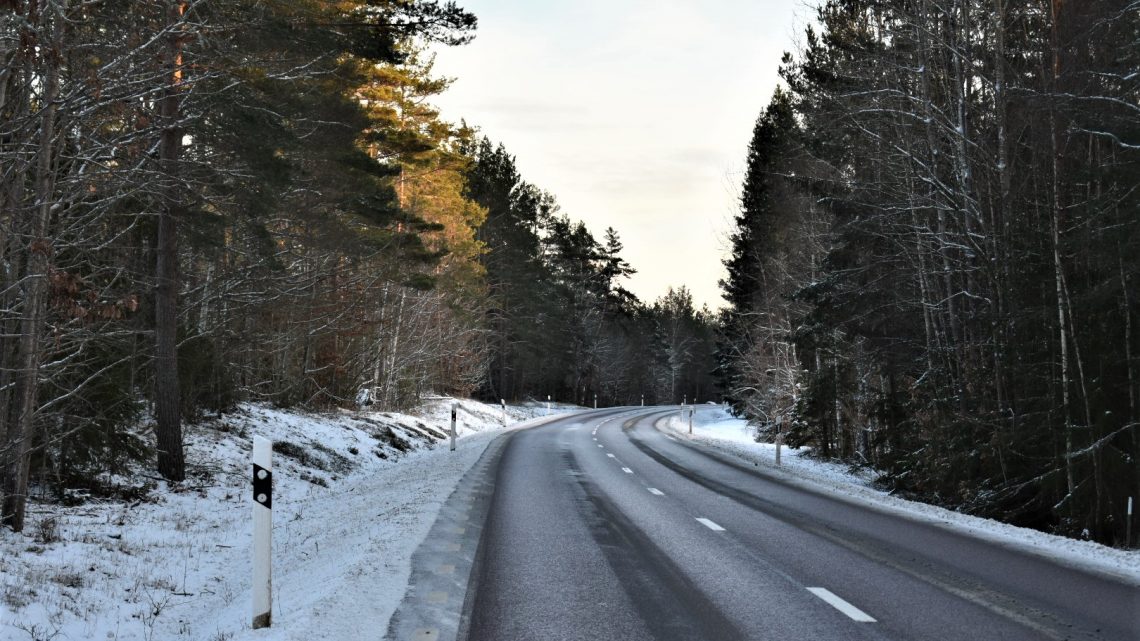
[806,587,876,622]
[696,517,725,532]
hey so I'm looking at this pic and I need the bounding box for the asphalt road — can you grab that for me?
[456,407,1140,641]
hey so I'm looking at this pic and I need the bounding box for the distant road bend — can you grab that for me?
[410,408,1140,641]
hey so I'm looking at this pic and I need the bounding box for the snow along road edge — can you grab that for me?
[242,410,579,641]
[656,407,1140,587]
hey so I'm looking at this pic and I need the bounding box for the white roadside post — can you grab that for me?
[594,393,597,409]
[775,416,783,466]
[252,436,273,629]
[501,399,507,426]
[640,394,644,407]
[450,403,458,451]
[688,407,693,434]
[1128,497,1134,547]
[546,394,551,416]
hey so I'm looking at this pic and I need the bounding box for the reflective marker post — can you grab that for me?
[252,436,272,629]
[450,403,458,451]
[546,395,551,416]
[1128,497,1134,547]
[688,407,693,435]
[594,393,597,409]
[775,417,783,467]
[501,398,507,426]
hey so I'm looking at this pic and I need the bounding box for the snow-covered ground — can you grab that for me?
[664,405,1140,584]
[0,399,575,641]
[7,401,1135,641]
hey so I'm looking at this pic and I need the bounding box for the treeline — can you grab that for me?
[719,0,1138,544]
[467,139,718,407]
[0,0,483,531]
[0,0,718,532]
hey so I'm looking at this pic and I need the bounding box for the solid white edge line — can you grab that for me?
[695,518,725,532]
[647,488,665,496]
[621,467,633,474]
[806,588,876,622]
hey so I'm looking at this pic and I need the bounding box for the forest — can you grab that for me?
[718,0,1139,545]
[4,0,1136,551]
[0,0,718,532]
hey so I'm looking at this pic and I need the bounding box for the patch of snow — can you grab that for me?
[0,399,571,641]
[662,405,1140,585]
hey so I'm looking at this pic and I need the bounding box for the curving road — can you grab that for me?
[396,407,1140,641]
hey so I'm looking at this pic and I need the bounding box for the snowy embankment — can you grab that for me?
[663,405,1140,584]
[0,399,573,641]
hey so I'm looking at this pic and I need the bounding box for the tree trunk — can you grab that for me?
[154,0,187,482]
[1048,0,1074,499]
[1,0,60,530]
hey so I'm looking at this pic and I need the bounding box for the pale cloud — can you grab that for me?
[431,0,808,309]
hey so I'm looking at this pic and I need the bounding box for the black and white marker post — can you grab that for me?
[1128,497,1134,547]
[252,435,273,629]
[450,403,458,451]
[501,399,507,426]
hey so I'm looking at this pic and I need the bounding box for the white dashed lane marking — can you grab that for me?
[621,467,633,474]
[806,588,876,622]
[695,518,725,532]
[606,453,615,458]
[647,488,665,496]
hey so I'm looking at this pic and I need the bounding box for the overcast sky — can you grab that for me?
[430,1,809,310]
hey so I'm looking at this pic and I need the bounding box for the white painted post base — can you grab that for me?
[252,436,272,629]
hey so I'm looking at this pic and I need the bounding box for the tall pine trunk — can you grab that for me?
[1,0,60,530]
[1048,0,1074,499]
[154,0,186,482]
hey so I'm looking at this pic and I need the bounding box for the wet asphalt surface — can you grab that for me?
[393,408,1140,641]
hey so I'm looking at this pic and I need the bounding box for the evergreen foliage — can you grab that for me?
[0,0,721,527]
[719,0,1140,544]
[465,138,720,406]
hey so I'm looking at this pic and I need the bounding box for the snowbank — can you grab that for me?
[0,399,569,641]
[662,405,1140,584]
